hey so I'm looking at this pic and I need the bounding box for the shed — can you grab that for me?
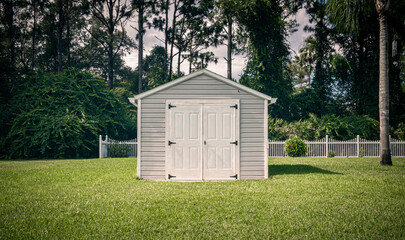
[131,69,277,181]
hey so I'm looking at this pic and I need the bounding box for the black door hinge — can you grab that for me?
[168,141,176,146]
[168,174,176,179]
[230,104,238,109]
[230,174,238,179]
[168,104,176,109]
[230,140,238,146]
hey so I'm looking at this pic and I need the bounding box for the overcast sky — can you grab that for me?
[123,8,311,80]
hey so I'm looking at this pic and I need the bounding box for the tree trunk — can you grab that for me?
[107,0,114,89]
[377,0,392,166]
[169,0,178,81]
[5,0,15,67]
[227,16,232,80]
[31,0,37,69]
[57,0,64,73]
[138,4,144,94]
[177,48,181,74]
[164,0,169,79]
[66,1,71,67]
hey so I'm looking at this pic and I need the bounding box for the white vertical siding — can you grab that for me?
[140,75,266,180]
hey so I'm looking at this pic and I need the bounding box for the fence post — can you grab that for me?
[357,135,360,157]
[99,135,102,159]
[325,135,329,157]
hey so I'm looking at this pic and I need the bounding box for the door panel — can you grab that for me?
[168,104,202,180]
[203,105,236,180]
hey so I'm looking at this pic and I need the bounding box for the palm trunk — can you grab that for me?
[138,4,144,93]
[378,3,392,166]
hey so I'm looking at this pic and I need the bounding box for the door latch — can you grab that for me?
[230,104,238,109]
[168,141,176,146]
[168,174,176,179]
[168,104,176,109]
[230,140,238,146]
[230,174,238,179]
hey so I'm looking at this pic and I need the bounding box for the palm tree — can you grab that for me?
[299,37,316,88]
[376,0,392,165]
[327,0,392,165]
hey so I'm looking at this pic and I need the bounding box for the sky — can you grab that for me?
[123,8,311,80]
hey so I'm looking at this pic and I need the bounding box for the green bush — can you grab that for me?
[393,123,405,140]
[269,114,380,141]
[328,151,335,158]
[108,141,131,158]
[6,69,136,159]
[284,136,307,157]
[359,147,365,158]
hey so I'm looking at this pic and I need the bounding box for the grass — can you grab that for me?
[1,157,405,239]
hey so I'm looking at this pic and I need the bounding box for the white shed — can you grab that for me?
[132,69,276,181]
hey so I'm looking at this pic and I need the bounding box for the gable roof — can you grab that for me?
[134,69,277,103]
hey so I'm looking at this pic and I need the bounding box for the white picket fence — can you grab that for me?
[99,135,405,158]
[99,135,137,158]
[269,135,405,157]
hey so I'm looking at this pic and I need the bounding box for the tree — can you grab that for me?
[305,0,333,115]
[376,0,392,165]
[89,0,134,89]
[6,69,136,159]
[327,0,395,165]
[214,0,245,79]
[132,0,157,94]
[237,0,293,119]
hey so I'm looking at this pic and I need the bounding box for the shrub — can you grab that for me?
[269,114,380,141]
[393,123,405,140]
[6,69,136,159]
[108,141,131,158]
[328,151,335,158]
[284,136,307,157]
[359,147,365,158]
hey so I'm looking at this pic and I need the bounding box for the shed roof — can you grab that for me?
[133,69,277,103]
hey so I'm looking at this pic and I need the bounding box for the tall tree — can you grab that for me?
[89,0,134,89]
[214,0,245,79]
[327,0,380,118]
[132,0,156,94]
[305,0,333,115]
[376,0,392,165]
[237,0,299,119]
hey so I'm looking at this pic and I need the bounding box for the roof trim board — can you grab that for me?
[133,69,277,103]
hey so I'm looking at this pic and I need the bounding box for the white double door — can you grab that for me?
[167,100,238,181]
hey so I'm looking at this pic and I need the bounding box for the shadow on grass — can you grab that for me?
[269,164,341,177]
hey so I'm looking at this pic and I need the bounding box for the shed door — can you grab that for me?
[167,101,238,181]
[168,104,203,180]
[204,104,236,180]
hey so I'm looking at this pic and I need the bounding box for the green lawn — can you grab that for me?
[1,158,405,239]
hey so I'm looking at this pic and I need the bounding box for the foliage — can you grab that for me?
[108,141,131,158]
[327,150,335,158]
[393,123,405,140]
[6,69,136,159]
[237,0,293,119]
[269,114,380,141]
[359,147,366,158]
[284,136,307,157]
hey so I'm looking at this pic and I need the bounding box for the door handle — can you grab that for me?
[204,140,206,145]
